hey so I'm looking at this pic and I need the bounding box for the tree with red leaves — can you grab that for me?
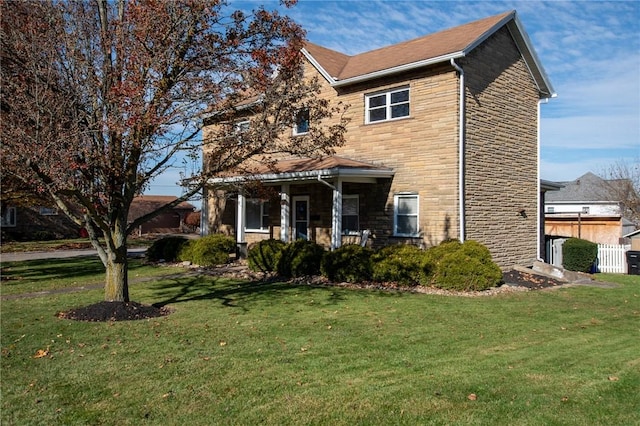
[1,0,346,303]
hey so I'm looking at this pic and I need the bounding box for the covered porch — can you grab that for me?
[205,156,394,253]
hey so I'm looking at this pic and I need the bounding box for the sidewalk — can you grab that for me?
[0,248,147,263]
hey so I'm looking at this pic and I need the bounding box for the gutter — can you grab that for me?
[450,58,466,242]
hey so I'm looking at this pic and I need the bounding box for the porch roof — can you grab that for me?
[208,156,395,185]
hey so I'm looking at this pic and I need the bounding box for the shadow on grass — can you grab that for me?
[151,275,404,310]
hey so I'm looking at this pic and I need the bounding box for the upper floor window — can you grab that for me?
[293,108,309,135]
[581,206,590,214]
[547,206,555,213]
[394,193,419,237]
[245,199,269,231]
[366,87,410,124]
[342,195,359,235]
[234,120,250,133]
[1,206,16,227]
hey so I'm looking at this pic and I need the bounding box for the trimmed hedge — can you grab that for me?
[431,240,502,291]
[146,236,190,262]
[179,234,236,267]
[562,238,598,272]
[277,239,325,278]
[321,244,373,283]
[247,239,286,273]
[370,244,429,286]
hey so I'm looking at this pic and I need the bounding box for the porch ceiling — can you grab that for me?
[208,156,395,185]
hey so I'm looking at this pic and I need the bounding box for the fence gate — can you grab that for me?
[597,244,630,274]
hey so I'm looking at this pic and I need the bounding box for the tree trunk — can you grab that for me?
[104,245,129,302]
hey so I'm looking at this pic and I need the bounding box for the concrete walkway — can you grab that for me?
[0,248,147,263]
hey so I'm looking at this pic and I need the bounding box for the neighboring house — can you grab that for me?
[0,203,81,240]
[544,172,637,244]
[128,196,196,235]
[202,11,555,268]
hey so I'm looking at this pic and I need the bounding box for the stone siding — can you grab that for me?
[461,27,540,267]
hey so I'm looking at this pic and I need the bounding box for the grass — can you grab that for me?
[1,258,639,425]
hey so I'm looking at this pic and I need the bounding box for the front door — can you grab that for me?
[292,196,309,240]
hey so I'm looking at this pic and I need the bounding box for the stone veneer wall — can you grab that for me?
[461,27,540,268]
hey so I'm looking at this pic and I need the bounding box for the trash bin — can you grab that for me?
[627,251,640,275]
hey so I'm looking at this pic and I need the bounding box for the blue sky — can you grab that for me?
[147,0,640,206]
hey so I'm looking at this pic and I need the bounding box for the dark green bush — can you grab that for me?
[321,244,373,283]
[428,240,502,291]
[434,250,503,291]
[423,239,462,280]
[146,236,190,262]
[371,244,429,286]
[247,239,286,273]
[277,239,325,278]
[562,238,598,272]
[180,234,236,267]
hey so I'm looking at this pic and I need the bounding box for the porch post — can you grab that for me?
[280,183,290,242]
[200,187,209,236]
[236,193,246,244]
[331,178,343,250]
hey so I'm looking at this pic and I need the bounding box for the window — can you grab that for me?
[366,87,410,124]
[394,194,419,236]
[547,206,555,213]
[342,195,359,235]
[293,109,309,135]
[1,206,16,227]
[581,206,590,214]
[39,207,58,216]
[234,120,250,133]
[245,199,269,231]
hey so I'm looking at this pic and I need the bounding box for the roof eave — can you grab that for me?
[331,52,466,88]
[208,167,395,185]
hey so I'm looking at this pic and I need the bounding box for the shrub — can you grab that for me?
[423,239,462,280]
[146,236,190,262]
[371,244,429,286]
[434,250,503,291]
[428,240,502,291]
[277,239,325,278]
[180,234,236,267]
[247,239,286,273]
[321,244,373,283]
[562,238,598,272]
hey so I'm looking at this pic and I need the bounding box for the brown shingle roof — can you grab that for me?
[307,11,513,81]
[128,196,195,222]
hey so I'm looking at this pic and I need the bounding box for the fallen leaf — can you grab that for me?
[219,341,227,346]
[467,393,477,401]
[33,348,49,359]
[561,396,569,402]
[608,376,619,381]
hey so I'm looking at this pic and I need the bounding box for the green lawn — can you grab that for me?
[1,258,639,425]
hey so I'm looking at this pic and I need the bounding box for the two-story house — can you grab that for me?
[202,10,555,269]
[545,172,637,244]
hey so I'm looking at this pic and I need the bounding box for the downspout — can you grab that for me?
[451,58,465,242]
[537,98,545,260]
[317,174,335,190]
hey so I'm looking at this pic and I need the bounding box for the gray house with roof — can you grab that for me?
[545,172,637,244]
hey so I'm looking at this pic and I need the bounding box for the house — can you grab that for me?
[128,195,196,235]
[202,11,555,269]
[544,172,637,244]
[1,202,81,241]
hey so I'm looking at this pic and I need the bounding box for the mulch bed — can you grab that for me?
[501,269,565,289]
[55,266,567,322]
[57,301,172,322]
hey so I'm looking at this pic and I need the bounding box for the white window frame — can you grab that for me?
[293,108,310,136]
[341,195,359,235]
[365,86,410,124]
[393,193,419,237]
[1,206,16,227]
[244,198,270,232]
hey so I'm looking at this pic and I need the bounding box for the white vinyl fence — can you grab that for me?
[547,239,630,274]
[597,244,630,274]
